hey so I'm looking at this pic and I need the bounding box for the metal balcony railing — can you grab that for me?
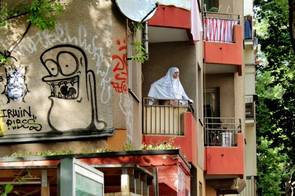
[203,12,240,43]
[142,97,191,135]
[204,117,241,146]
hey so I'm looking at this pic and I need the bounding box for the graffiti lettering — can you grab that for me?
[16,25,105,70]
[15,24,112,104]
[6,118,42,132]
[111,39,128,93]
[0,107,42,132]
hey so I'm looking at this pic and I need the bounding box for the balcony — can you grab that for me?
[204,117,240,147]
[148,0,193,43]
[149,0,191,29]
[203,13,243,75]
[142,98,197,165]
[204,117,244,177]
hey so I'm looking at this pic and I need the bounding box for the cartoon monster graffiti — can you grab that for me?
[40,44,106,132]
[2,66,29,103]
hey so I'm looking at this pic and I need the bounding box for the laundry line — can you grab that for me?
[203,17,239,43]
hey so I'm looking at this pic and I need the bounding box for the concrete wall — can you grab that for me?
[245,64,256,95]
[219,0,233,13]
[205,74,235,117]
[244,47,256,65]
[197,165,206,196]
[245,124,257,176]
[0,0,133,154]
[196,40,205,169]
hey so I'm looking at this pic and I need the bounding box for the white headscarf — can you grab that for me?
[148,67,193,102]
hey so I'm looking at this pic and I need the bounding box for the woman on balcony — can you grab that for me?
[148,67,193,106]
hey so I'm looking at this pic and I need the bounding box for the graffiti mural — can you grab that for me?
[2,66,28,103]
[0,107,42,132]
[111,39,128,93]
[40,44,107,132]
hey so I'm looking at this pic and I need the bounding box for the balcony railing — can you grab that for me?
[205,117,241,146]
[143,98,191,135]
[203,12,240,43]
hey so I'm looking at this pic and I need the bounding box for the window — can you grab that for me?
[204,0,219,12]
[60,158,104,196]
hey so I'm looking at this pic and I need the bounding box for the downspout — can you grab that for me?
[143,22,149,60]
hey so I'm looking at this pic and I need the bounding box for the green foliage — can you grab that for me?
[128,21,148,63]
[257,137,287,196]
[0,0,63,30]
[141,138,177,150]
[0,184,14,196]
[9,150,73,157]
[0,3,8,27]
[123,141,134,151]
[28,0,63,30]
[130,41,147,63]
[256,71,285,100]
[0,54,9,65]
[255,0,295,193]
[130,22,144,32]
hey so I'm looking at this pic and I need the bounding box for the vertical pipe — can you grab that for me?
[143,22,149,60]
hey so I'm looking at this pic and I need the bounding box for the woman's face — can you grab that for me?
[172,70,179,79]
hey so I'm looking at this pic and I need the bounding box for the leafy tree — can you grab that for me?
[255,0,295,194]
[257,137,287,195]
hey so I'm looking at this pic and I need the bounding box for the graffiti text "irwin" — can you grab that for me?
[0,107,34,119]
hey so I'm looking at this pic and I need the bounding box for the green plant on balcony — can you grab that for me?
[128,21,148,64]
[142,138,178,150]
[0,184,13,196]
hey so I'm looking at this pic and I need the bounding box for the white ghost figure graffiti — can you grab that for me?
[40,44,106,132]
[3,66,28,103]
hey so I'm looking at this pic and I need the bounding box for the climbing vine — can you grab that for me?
[128,21,148,64]
[0,0,63,66]
[0,0,63,29]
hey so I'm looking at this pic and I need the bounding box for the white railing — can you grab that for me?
[204,117,241,146]
[143,97,191,135]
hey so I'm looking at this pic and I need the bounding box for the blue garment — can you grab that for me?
[244,19,252,39]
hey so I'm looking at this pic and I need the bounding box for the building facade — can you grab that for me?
[0,0,256,195]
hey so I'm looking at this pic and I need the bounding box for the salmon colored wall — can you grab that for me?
[142,112,197,166]
[205,133,244,176]
[106,129,127,151]
[149,6,190,29]
[204,25,243,74]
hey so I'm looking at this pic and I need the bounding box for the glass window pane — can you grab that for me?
[75,173,103,196]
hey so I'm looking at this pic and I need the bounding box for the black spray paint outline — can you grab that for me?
[40,44,107,133]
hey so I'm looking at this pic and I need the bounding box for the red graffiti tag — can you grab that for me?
[111,39,128,93]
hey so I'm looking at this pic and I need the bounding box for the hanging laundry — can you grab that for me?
[244,15,252,39]
[203,18,238,42]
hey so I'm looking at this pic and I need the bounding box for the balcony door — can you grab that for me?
[204,87,220,118]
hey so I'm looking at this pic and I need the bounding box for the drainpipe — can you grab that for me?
[143,22,149,60]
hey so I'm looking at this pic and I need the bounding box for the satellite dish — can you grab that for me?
[116,0,158,22]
